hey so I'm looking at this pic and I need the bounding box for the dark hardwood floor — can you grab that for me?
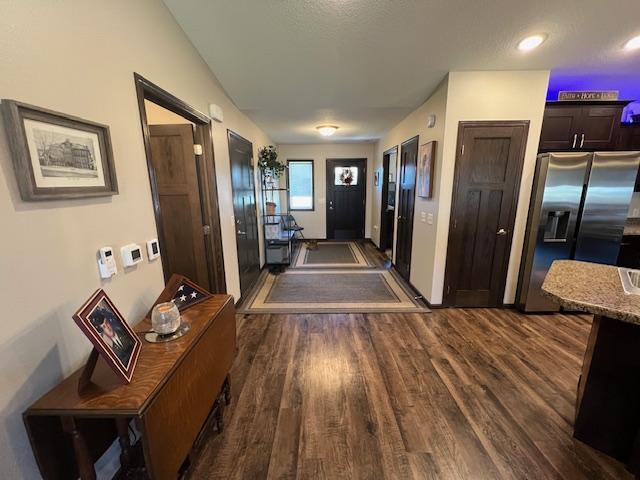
[188,308,631,479]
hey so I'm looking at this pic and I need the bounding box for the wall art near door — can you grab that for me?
[73,289,141,383]
[1,99,118,200]
[417,141,436,198]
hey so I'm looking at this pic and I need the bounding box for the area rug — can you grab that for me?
[238,269,430,314]
[291,241,375,268]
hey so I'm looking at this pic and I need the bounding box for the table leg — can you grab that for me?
[115,418,132,470]
[61,416,96,480]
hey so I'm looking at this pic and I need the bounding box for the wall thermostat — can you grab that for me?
[98,246,117,279]
[147,239,160,260]
[121,243,143,267]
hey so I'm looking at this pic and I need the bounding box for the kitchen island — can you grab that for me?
[543,260,640,475]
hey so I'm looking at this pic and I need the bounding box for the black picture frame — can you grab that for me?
[1,99,118,201]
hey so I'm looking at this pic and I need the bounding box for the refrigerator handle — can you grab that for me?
[572,134,578,149]
[580,134,585,148]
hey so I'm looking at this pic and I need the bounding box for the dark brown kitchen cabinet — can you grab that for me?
[539,101,629,152]
[617,123,640,151]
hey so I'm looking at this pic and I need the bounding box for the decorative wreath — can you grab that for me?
[340,168,354,185]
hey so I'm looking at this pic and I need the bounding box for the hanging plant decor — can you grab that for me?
[258,145,285,178]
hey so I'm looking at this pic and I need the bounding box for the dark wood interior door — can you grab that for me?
[228,131,260,296]
[149,124,210,290]
[326,159,366,239]
[379,147,397,251]
[395,136,418,280]
[444,121,528,307]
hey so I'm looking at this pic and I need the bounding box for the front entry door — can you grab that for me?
[444,121,529,307]
[395,136,418,280]
[149,124,211,290]
[326,159,367,239]
[228,131,260,296]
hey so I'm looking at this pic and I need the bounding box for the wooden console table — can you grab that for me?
[24,295,236,480]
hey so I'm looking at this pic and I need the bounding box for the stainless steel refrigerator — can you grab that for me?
[516,151,640,312]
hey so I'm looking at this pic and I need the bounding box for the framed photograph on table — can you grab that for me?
[1,99,118,201]
[417,141,436,198]
[73,289,141,384]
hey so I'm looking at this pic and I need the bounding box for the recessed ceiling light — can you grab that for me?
[625,35,640,51]
[518,34,547,52]
[316,125,339,137]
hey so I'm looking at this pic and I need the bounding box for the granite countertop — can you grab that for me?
[542,260,640,325]
[624,219,640,236]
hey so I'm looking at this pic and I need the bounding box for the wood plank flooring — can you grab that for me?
[188,308,631,479]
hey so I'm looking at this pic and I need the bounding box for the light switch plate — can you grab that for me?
[427,213,434,225]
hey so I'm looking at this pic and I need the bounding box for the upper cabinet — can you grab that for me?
[618,123,640,151]
[538,101,629,152]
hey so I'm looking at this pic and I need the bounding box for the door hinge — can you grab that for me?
[461,144,465,156]
[446,285,450,294]
[453,218,457,229]
[193,144,203,155]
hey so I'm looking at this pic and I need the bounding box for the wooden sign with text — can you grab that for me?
[558,91,619,101]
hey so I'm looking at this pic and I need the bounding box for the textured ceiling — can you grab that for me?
[163,0,640,143]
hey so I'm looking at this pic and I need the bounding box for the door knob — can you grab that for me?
[237,230,247,235]
[497,228,507,236]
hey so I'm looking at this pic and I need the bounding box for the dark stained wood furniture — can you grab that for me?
[618,123,640,152]
[539,101,629,152]
[24,295,236,480]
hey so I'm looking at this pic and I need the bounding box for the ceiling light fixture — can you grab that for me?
[316,125,339,137]
[625,35,640,51]
[518,34,547,52]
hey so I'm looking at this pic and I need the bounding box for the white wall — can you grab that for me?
[373,79,448,301]
[0,1,270,478]
[434,71,550,304]
[276,143,376,239]
[372,71,549,305]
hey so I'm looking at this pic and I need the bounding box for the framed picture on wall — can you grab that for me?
[1,99,118,201]
[73,289,141,383]
[417,141,436,198]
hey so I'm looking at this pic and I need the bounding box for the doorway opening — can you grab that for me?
[379,146,398,260]
[326,158,367,240]
[395,136,419,281]
[134,73,226,293]
[443,121,529,307]
[227,130,261,297]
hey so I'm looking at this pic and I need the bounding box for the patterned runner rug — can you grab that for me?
[238,268,430,314]
[291,241,375,268]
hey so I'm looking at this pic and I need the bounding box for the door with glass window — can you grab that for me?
[326,158,367,239]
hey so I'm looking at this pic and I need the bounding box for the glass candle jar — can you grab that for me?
[151,301,181,335]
